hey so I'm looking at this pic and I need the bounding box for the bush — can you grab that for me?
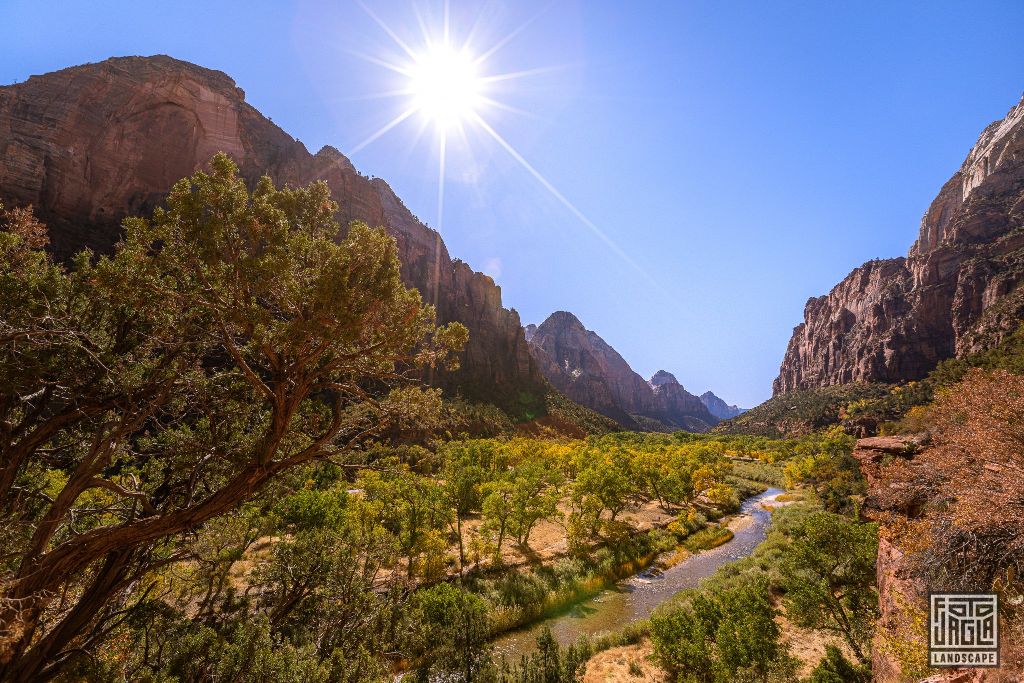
[413,584,492,682]
[651,578,790,682]
[806,645,870,683]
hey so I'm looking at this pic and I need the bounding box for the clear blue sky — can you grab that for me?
[3,1,1023,407]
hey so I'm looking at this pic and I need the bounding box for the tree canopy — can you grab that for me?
[0,154,466,681]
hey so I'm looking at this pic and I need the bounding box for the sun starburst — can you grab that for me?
[347,1,659,289]
[406,43,484,129]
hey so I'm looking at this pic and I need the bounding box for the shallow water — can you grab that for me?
[492,487,783,659]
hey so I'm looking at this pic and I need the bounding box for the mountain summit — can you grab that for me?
[775,95,1024,394]
[526,312,717,431]
[649,370,681,389]
[699,391,746,420]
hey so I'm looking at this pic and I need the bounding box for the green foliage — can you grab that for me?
[781,428,863,513]
[359,461,450,580]
[5,176,868,683]
[274,486,349,530]
[779,512,879,665]
[0,155,465,680]
[729,460,786,488]
[714,384,892,437]
[651,578,791,682]
[806,644,870,683]
[647,498,879,682]
[441,398,518,438]
[495,627,593,683]
[413,584,493,682]
[538,389,621,436]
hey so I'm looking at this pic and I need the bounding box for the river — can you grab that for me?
[492,487,783,659]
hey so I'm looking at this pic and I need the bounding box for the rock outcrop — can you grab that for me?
[526,311,717,431]
[0,55,546,412]
[775,95,1024,394]
[854,435,1023,681]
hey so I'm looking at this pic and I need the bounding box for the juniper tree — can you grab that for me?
[0,154,466,681]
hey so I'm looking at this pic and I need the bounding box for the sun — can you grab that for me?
[407,43,483,128]
[349,4,651,287]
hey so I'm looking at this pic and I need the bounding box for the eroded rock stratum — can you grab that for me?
[775,97,1024,394]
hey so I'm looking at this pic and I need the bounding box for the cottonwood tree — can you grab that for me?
[441,443,488,573]
[359,462,450,580]
[0,155,466,681]
[780,511,879,665]
[508,461,561,547]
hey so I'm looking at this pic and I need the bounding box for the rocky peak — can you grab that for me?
[0,55,546,412]
[775,94,1024,395]
[539,310,588,333]
[649,370,680,390]
[527,312,717,432]
[699,391,746,420]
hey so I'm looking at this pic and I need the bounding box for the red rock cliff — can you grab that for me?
[527,311,717,431]
[0,55,545,411]
[775,96,1024,394]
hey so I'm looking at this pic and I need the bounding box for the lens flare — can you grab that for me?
[348,2,659,289]
[408,43,483,128]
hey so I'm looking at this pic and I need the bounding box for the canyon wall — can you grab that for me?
[775,96,1024,394]
[0,55,546,412]
[527,312,717,431]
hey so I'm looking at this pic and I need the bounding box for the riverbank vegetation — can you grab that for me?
[511,429,877,683]
[496,498,879,683]
[1,161,883,682]
[647,429,879,682]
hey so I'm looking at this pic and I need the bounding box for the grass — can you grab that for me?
[775,492,805,503]
[729,459,786,487]
[682,525,733,552]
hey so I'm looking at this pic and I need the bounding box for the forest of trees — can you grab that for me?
[0,155,894,683]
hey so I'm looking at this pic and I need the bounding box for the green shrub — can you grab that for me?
[651,578,789,683]
[806,644,870,682]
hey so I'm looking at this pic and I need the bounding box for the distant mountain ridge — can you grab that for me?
[525,311,719,432]
[699,391,746,420]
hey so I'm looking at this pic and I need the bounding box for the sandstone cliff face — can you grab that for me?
[699,391,745,420]
[646,370,718,431]
[527,312,717,431]
[0,56,545,411]
[775,96,1024,394]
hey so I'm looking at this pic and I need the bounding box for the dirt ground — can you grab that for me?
[460,498,679,571]
[776,604,858,677]
[583,641,666,683]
